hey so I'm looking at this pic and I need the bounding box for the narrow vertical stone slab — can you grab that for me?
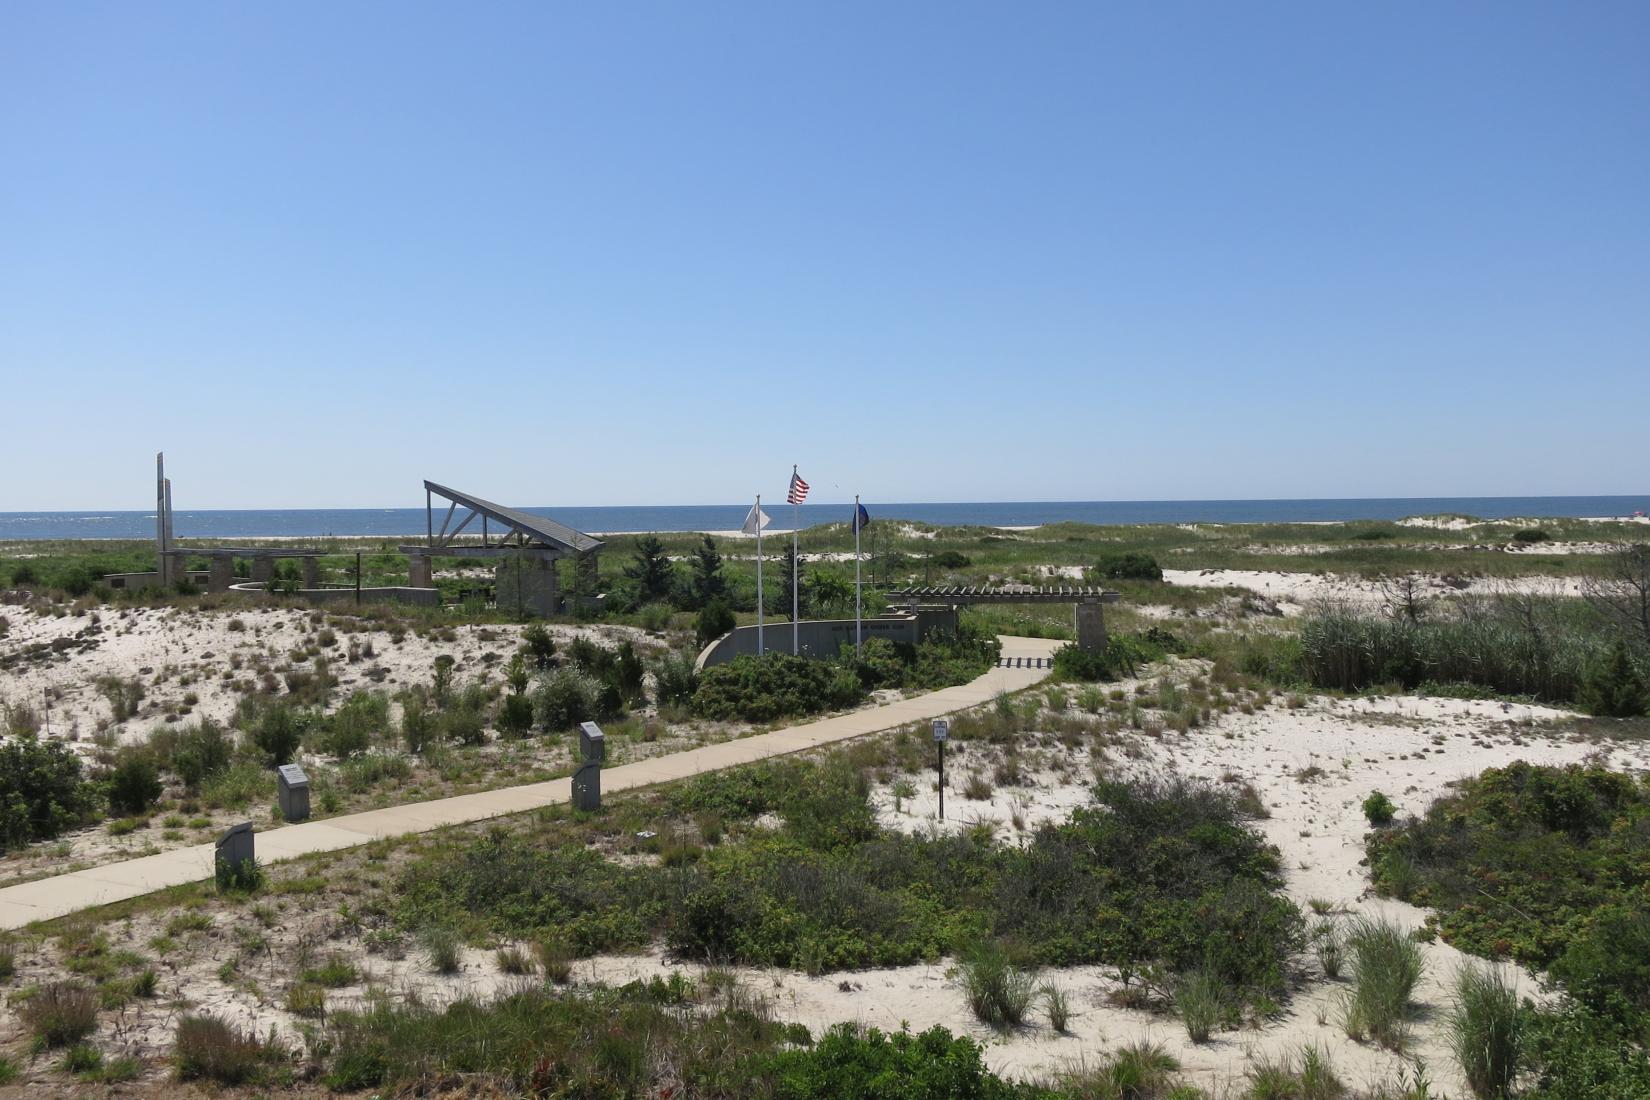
[573,722,605,811]
[1076,601,1108,652]
[215,822,255,874]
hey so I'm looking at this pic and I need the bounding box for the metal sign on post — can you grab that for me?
[932,719,949,821]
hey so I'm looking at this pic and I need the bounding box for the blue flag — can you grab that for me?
[852,502,871,532]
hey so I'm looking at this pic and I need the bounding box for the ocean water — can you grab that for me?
[0,497,1645,541]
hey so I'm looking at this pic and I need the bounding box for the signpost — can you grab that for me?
[933,718,949,821]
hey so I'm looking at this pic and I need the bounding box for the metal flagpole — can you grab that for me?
[791,466,800,656]
[755,494,764,656]
[854,495,862,656]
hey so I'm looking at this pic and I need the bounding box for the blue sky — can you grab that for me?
[3,3,1647,509]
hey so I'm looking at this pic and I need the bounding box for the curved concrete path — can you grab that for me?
[0,637,1058,930]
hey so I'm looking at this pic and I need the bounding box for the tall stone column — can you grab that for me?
[301,559,320,589]
[408,554,433,589]
[1076,601,1108,652]
[209,557,235,593]
[251,559,274,584]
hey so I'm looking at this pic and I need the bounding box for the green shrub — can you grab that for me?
[440,702,486,746]
[1367,762,1650,975]
[321,691,388,757]
[1512,528,1550,543]
[400,696,434,753]
[20,981,98,1046]
[770,1024,1035,1100]
[1449,962,1525,1100]
[931,550,972,570]
[531,667,601,731]
[653,651,700,707]
[697,600,736,647]
[520,623,556,669]
[1052,633,1166,681]
[251,704,304,765]
[1362,790,1397,827]
[1547,903,1650,1028]
[105,755,162,816]
[0,735,97,851]
[1580,642,1649,718]
[1092,551,1163,582]
[497,692,534,735]
[692,653,865,723]
[168,719,234,788]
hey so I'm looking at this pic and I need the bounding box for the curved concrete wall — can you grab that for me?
[696,607,958,669]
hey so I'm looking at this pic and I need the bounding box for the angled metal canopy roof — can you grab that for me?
[421,480,604,556]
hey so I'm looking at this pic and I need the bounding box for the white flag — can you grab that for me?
[741,504,771,535]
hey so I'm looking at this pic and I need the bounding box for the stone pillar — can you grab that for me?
[1076,601,1108,652]
[496,556,561,617]
[572,722,605,811]
[408,554,433,589]
[301,558,319,589]
[208,556,235,593]
[251,558,274,583]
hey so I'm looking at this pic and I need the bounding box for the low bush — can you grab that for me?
[1580,642,1650,718]
[20,981,98,1046]
[531,667,603,731]
[105,754,162,816]
[174,1013,280,1085]
[770,1024,1041,1100]
[251,704,304,765]
[0,735,97,851]
[692,653,865,723]
[1052,633,1168,682]
[653,650,700,707]
[697,600,737,647]
[1367,762,1650,979]
[166,719,235,788]
[1362,790,1397,827]
[497,691,533,735]
[319,691,388,758]
[1091,551,1163,582]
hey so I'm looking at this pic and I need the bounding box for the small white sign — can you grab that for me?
[932,719,949,742]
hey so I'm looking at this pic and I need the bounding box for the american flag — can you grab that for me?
[787,469,810,505]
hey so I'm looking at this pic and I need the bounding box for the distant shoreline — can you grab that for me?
[1,497,1645,541]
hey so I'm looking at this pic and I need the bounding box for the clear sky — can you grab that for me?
[3,3,1647,510]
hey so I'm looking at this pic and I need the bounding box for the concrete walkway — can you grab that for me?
[0,637,1059,930]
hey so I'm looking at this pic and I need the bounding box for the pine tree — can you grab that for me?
[775,543,808,619]
[1581,642,1650,718]
[624,535,675,605]
[689,535,727,609]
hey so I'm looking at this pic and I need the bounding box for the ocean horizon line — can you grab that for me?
[2,495,1647,542]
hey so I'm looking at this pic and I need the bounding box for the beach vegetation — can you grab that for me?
[0,736,97,850]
